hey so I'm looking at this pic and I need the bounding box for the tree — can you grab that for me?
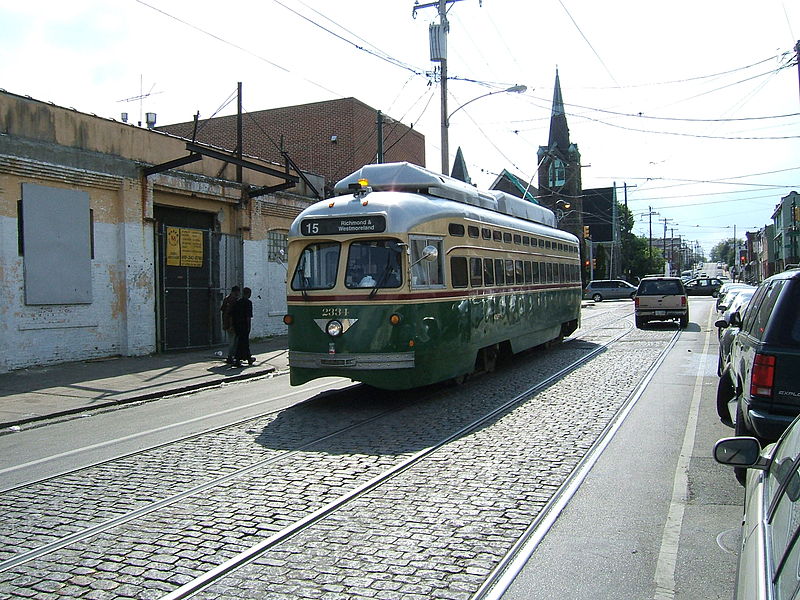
[710,238,745,267]
[618,203,665,281]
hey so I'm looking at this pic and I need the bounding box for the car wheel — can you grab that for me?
[635,316,645,329]
[716,372,735,427]
[679,314,689,329]
[592,293,602,302]
[733,402,749,486]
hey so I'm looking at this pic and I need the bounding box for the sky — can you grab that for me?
[2,1,798,257]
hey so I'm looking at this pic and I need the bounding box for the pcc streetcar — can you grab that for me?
[284,162,582,390]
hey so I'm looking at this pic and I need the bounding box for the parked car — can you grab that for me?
[633,276,689,328]
[717,282,753,312]
[717,269,800,442]
[684,277,724,296]
[715,288,756,376]
[717,286,755,316]
[714,415,800,595]
[583,279,637,302]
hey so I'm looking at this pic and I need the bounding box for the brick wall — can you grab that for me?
[160,98,426,196]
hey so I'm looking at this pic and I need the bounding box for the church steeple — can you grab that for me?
[537,69,583,243]
[547,68,570,153]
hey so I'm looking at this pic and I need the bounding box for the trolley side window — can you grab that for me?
[470,258,483,287]
[410,236,444,289]
[483,258,495,286]
[291,242,340,290]
[450,257,468,288]
[345,239,403,289]
[495,259,505,286]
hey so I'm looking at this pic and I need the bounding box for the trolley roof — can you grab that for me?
[334,162,557,228]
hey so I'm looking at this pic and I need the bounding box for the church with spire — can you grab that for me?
[536,69,584,242]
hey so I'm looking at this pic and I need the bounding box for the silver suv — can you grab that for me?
[634,276,689,328]
[583,279,637,302]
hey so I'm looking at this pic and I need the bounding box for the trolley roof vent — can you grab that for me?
[334,162,556,227]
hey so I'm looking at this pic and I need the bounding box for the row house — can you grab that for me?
[0,91,322,372]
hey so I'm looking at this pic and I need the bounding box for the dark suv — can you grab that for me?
[717,269,800,442]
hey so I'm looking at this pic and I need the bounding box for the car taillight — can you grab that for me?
[681,296,687,306]
[634,297,640,307]
[750,353,776,398]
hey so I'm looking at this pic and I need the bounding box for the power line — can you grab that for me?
[556,0,619,86]
[270,0,424,76]
[134,0,341,97]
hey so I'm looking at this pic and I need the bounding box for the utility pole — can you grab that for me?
[236,82,243,184]
[643,206,659,260]
[660,217,674,273]
[796,40,800,102]
[376,110,384,163]
[413,0,471,175]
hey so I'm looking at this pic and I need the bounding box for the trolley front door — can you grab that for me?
[155,225,242,351]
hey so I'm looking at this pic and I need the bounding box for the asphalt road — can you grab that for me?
[501,296,743,600]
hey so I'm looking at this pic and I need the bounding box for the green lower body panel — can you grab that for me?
[287,288,580,389]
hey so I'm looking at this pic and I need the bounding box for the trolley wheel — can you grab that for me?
[479,346,499,373]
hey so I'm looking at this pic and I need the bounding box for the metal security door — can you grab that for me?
[156,225,242,351]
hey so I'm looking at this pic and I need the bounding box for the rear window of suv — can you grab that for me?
[762,280,800,346]
[637,279,684,296]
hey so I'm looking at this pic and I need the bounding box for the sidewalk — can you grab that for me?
[0,336,289,430]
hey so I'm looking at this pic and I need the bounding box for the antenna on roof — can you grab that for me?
[117,75,163,127]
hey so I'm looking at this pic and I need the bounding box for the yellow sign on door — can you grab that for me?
[166,226,204,268]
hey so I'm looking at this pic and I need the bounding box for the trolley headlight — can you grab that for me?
[326,320,343,337]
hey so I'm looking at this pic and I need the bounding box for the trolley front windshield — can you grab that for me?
[345,239,403,289]
[291,242,340,290]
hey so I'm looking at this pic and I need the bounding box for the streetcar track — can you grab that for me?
[159,318,640,600]
[0,405,406,573]
[473,326,682,600]
[0,304,645,599]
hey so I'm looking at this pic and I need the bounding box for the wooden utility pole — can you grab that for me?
[413,0,471,175]
[643,206,659,259]
[236,82,243,184]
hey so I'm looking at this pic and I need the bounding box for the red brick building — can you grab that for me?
[159,97,425,197]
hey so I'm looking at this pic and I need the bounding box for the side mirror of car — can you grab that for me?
[713,437,768,469]
[715,319,729,329]
[730,311,742,327]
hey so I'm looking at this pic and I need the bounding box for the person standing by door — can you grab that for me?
[231,287,254,367]
[220,285,240,364]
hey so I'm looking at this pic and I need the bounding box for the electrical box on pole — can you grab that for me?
[429,23,447,61]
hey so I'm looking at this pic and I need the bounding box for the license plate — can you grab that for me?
[655,310,666,316]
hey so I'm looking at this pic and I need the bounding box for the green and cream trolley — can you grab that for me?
[284,162,582,390]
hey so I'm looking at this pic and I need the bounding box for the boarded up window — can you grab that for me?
[21,184,92,305]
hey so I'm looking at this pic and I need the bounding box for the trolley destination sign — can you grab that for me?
[301,216,386,236]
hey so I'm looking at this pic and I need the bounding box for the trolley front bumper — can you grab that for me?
[289,351,415,370]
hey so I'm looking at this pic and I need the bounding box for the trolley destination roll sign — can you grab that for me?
[301,216,386,236]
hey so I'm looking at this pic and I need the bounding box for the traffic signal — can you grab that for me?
[739,250,747,264]
[584,259,590,268]
[583,226,590,238]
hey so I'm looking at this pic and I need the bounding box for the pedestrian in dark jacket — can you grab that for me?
[231,287,254,367]
[220,285,240,363]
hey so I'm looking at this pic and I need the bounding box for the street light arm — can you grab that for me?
[446,84,527,125]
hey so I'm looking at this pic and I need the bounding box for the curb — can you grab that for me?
[1,365,276,431]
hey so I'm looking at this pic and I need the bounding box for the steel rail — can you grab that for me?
[159,319,639,600]
[471,326,682,600]
[0,379,346,485]
[0,400,406,574]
